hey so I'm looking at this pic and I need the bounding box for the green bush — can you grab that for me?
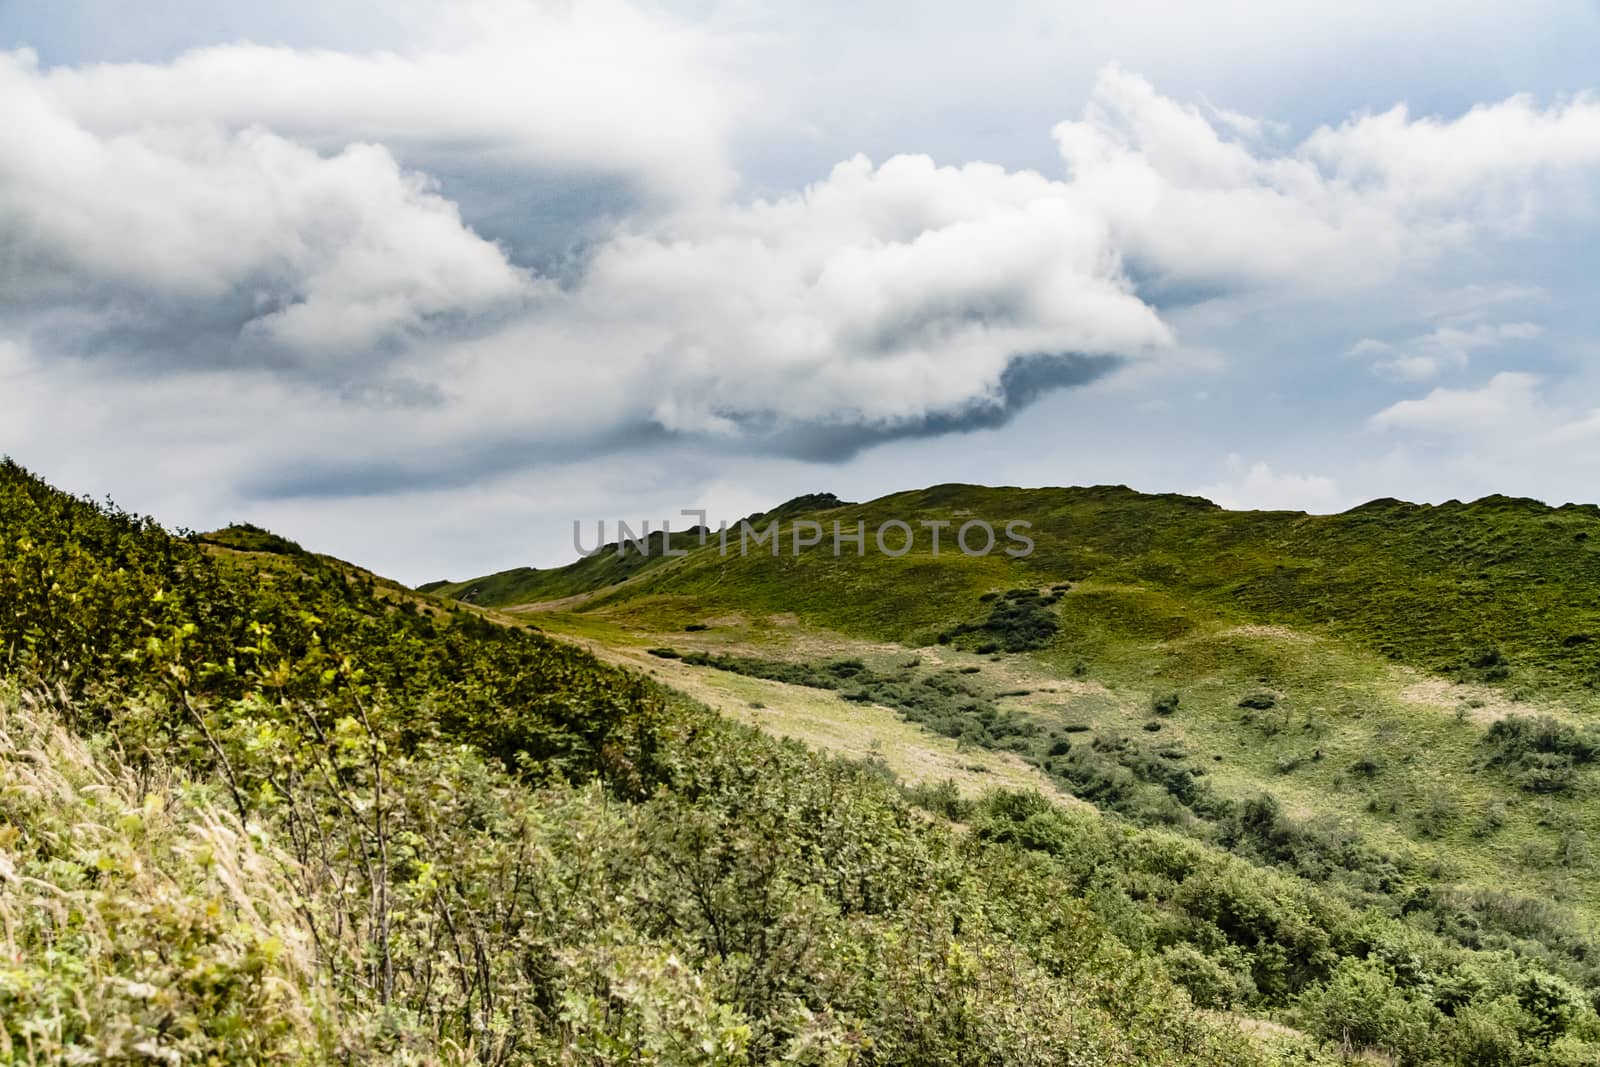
[1481,715,1600,794]
[1297,959,1434,1062]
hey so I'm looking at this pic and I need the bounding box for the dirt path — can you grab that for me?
[570,633,1068,800]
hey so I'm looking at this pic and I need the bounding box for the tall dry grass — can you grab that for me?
[0,682,334,1064]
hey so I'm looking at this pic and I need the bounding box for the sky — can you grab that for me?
[1,0,1599,583]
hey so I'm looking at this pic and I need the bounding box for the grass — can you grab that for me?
[0,683,336,1064]
[445,483,1600,698]
[618,648,1055,798]
[522,560,1600,990]
[18,460,1600,1064]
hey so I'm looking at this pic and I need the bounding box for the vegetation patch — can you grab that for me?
[677,650,1040,749]
[1480,714,1600,793]
[938,587,1061,652]
[15,459,1600,1065]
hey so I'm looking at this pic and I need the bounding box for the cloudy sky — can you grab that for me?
[2,0,1598,582]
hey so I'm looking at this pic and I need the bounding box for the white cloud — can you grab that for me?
[1302,91,1600,209]
[5,26,1600,502]
[1358,372,1600,508]
[30,0,739,205]
[1054,67,1600,292]
[1352,321,1543,380]
[1197,454,1344,513]
[412,68,1600,457]
[1369,371,1543,433]
[0,49,532,354]
[555,153,1171,435]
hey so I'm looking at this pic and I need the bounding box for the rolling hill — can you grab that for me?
[424,482,1600,1065]
[432,484,1600,693]
[8,460,1600,1065]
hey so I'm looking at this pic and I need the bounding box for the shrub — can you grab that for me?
[1471,646,1508,669]
[1297,959,1434,1062]
[943,591,1060,653]
[1482,715,1600,794]
[1162,945,1255,1009]
[1350,756,1384,778]
[903,778,975,821]
[1152,691,1181,716]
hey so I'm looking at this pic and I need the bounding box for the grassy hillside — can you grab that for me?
[0,459,1306,1065]
[419,480,1600,1064]
[12,460,1600,1064]
[450,484,1600,693]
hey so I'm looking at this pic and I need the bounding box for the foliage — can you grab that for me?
[939,588,1061,653]
[438,484,1600,697]
[0,461,1264,1065]
[1480,715,1600,794]
[9,459,1600,1065]
[0,459,669,794]
[198,522,309,557]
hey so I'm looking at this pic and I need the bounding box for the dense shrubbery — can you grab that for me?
[0,461,1262,1065]
[1481,714,1600,794]
[938,587,1060,652]
[959,787,1600,1064]
[8,679,1288,1065]
[0,460,669,794]
[684,644,1600,1025]
[198,521,309,557]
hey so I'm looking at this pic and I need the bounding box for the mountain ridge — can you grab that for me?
[425,482,1600,695]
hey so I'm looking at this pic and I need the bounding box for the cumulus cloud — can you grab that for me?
[5,18,1600,500]
[1369,371,1544,433]
[1351,321,1543,380]
[30,0,738,205]
[1054,67,1600,293]
[560,154,1169,435]
[0,48,534,361]
[1359,370,1600,508]
[1196,454,1345,513]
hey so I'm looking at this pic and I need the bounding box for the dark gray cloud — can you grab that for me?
[742,352,1123,462]
[239,353,1119,499]
[240,421,676,500]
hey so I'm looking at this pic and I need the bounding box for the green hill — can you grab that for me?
[425,480,1600,1064]
[441,484,1600,692]
[9,459,1600,1065]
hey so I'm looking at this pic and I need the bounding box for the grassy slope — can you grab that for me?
[462,484,1600,693]
[19,464,1600,1063]
[440,485,1600,1013]
[2,461,1305,1066]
